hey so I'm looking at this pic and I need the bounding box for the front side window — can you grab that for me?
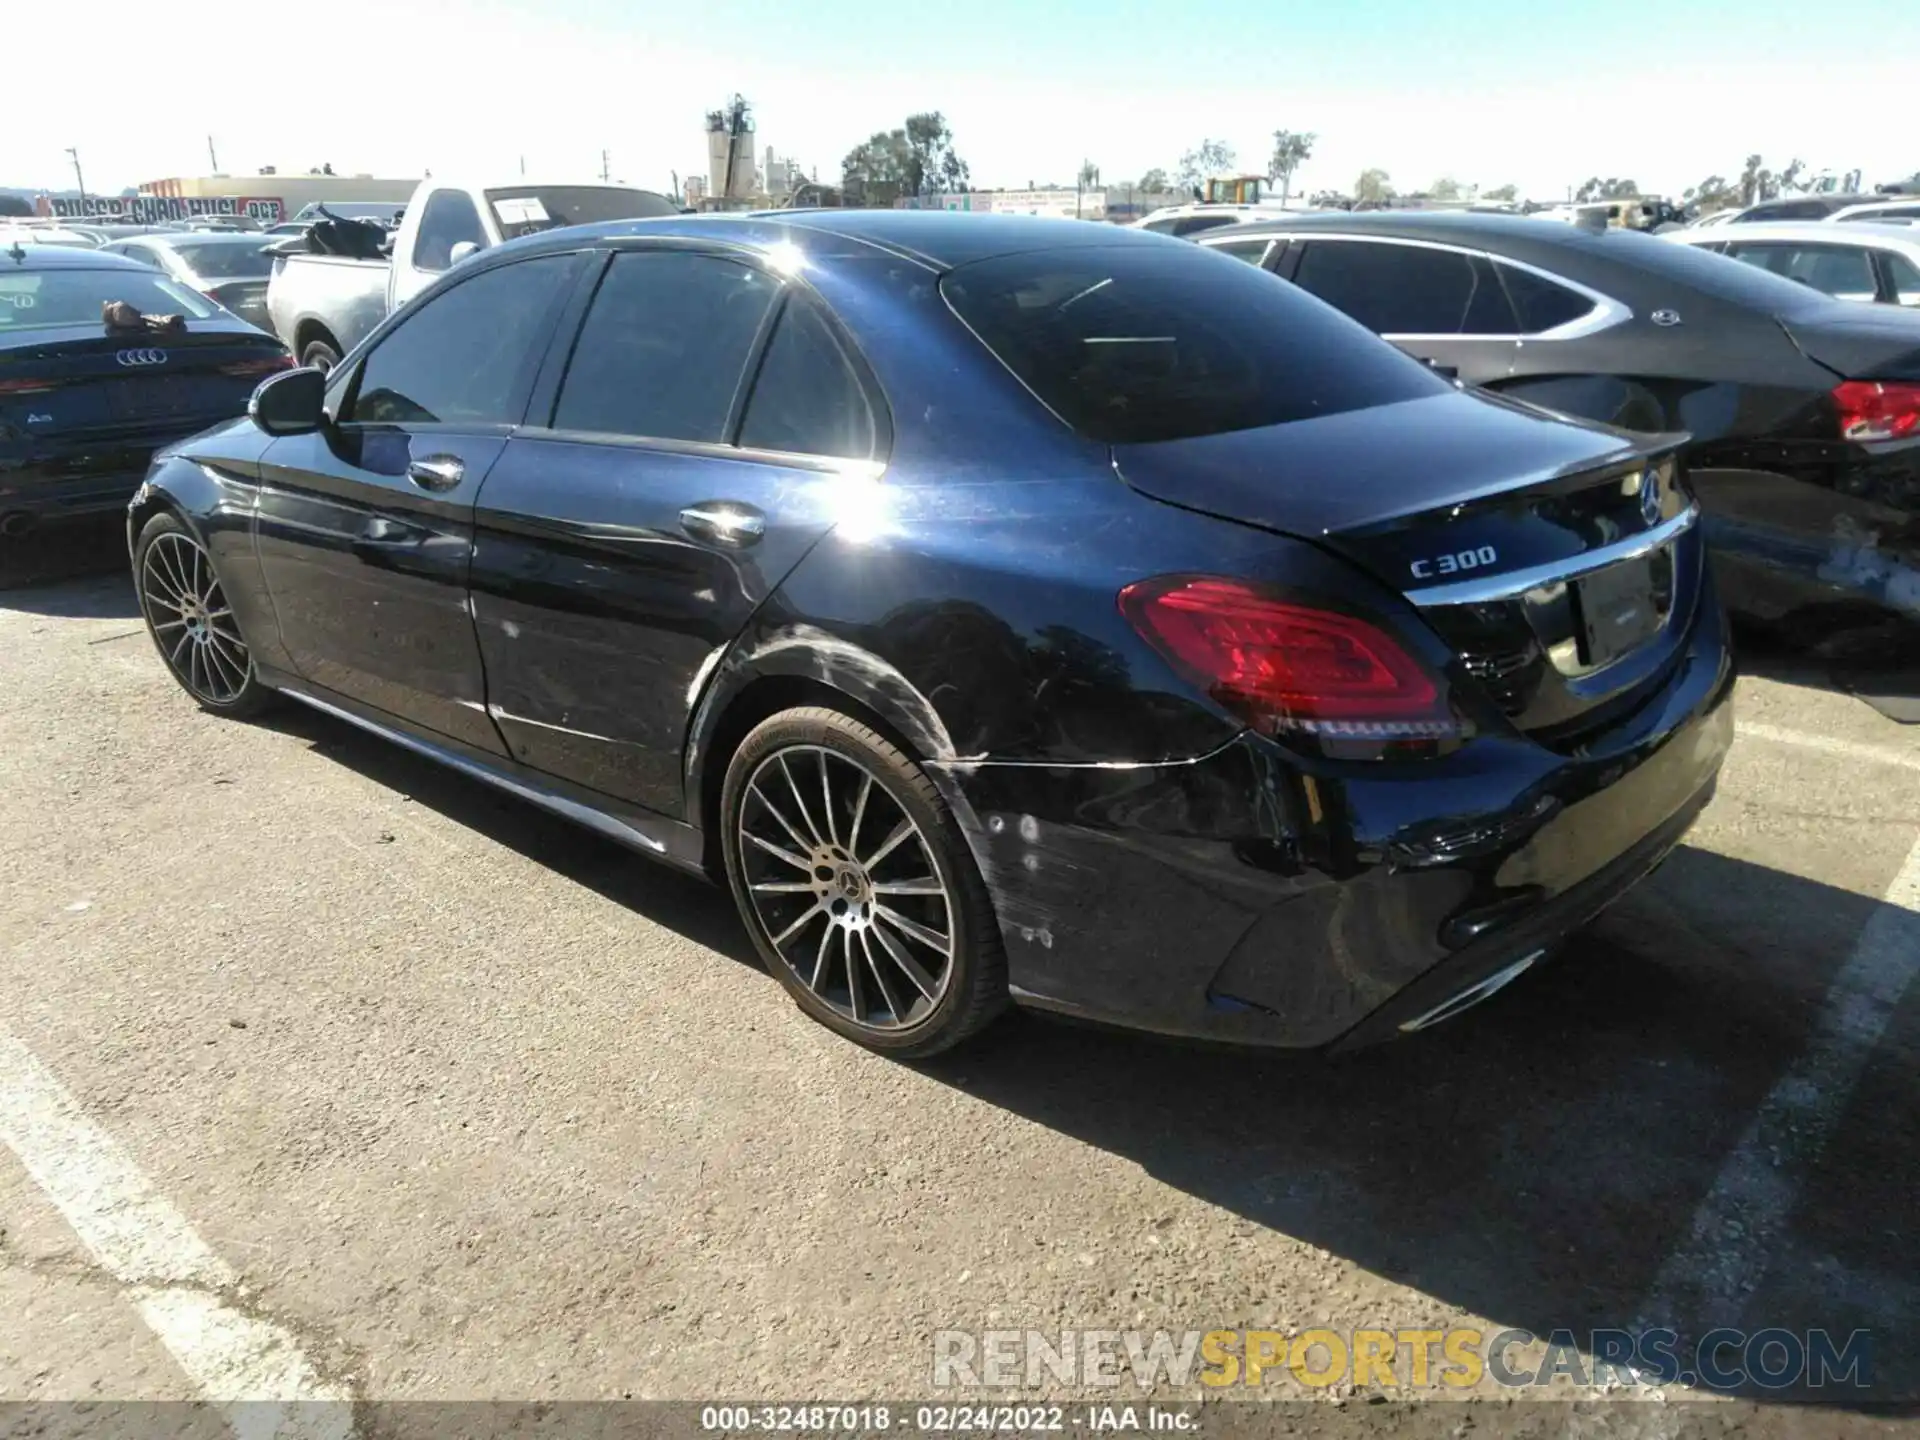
[347,254,573,426]
[1291,240,1513,335]
[941,244,1446,446]
[738,299,876,459]
[551,251,779,443]
[413,189,486,273]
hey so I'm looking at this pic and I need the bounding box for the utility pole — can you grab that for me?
[208,135,219,172]
[600,149,611,183]
[519,154,526,176]
[65,147,87,206]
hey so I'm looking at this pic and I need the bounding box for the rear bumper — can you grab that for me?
[931,582,1735,1050]
[0,423,228,524]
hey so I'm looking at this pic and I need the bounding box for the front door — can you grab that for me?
[253,250,581,752]
[468,247,885,816]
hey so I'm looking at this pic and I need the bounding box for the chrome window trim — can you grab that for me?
[1238,231,1634,343]
[1406,503,1698,608]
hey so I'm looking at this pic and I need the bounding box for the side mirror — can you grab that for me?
[249,366,327,436]
[448,240,481,266]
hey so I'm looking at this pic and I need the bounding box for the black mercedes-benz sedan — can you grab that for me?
[1,243,291,536]
[1198,212,1920,636]
[128,212,1733,1057]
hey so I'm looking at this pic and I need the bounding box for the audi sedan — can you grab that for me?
[1,246,291,537]
[128,213,1733,1057]
[1199,212,1920,637]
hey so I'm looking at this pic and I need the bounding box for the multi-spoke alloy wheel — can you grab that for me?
[134,515,270,716]
[723,708,1006,1056]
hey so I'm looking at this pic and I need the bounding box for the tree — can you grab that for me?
[1575,176,1641,202]
[841,129,912,203]
[1774,158,1807,195]
[1077,160,1101,192]
[903,112,970,196]
[1176,139,1238,193]
[1353,168,1393,206]
[1428,175,1464,201]
[1684,174,1739,212]
[1137,167,1170,195]
[1739,154,1771,206]
[1267,129,1315,204]
[1482,183,1518,202]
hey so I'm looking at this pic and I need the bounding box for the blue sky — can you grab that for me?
[5,0,1913,198]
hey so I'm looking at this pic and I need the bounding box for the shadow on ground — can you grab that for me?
[256,696,1920,1408]
[0,520,139,618]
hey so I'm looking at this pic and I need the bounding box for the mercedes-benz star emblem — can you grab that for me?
[1640,468,1663,525]
[116,349,169,367]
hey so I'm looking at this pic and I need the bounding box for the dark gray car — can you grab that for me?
[101,232,277,331]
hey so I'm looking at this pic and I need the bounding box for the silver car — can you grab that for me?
[101,232,278,331]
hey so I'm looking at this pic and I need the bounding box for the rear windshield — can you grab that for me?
[483,186,679,240]
[940,244,1446,445]
[177,241,276,279]
[0,269,217,331]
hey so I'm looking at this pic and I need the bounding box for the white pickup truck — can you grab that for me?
[265,178,680,369]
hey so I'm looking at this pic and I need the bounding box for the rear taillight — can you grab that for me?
[1834,380,1920,441]
[1118,576,1458,742]
[0,377,56,396]
[219,354,295,378]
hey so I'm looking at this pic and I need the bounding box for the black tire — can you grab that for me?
[722,706,1007,1058]
[133,511,275,718]
[300,337,341,372]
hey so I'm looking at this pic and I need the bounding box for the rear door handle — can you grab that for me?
[679,500,765,547]
[406,454,466,492]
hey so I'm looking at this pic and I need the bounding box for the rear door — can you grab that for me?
[468,245,879,816]
[1283,237,1522,383]
[252,250,581,750]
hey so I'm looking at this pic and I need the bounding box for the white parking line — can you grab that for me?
[0,1034,352,1439]
[1735,721,1920,772]
[1638,831,1920,1329]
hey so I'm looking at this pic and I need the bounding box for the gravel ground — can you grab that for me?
[1,528,1916,1436]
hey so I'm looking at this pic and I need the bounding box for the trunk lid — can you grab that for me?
[1780,305,1920,381]
[1112,389,1701,743]
[0,321,288,443]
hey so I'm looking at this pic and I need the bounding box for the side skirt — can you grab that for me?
[258,665,711,878]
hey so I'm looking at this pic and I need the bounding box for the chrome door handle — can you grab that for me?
[679,501,765,547]
[406,454,465,492]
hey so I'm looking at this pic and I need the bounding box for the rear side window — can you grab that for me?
[941,245,1446,446]
[1291,241,1514,335]
[1207,238,1273,265]
[552,251,779,443]
[413,189,486,273]
[738,299,876,459]
[1726,243,1877,301]
[1497,263,1597,332]
[348,254,573,425]
[1883,251,1920,305]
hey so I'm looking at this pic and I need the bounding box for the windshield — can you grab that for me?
[0,268,218,331]
[176,241,276,279]
[483,185,679,240]
[941,245,1447,445]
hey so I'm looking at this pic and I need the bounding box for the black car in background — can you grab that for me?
[129,213,1731,1057]
[1201,213,1920,634]
[1,245,290,536]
